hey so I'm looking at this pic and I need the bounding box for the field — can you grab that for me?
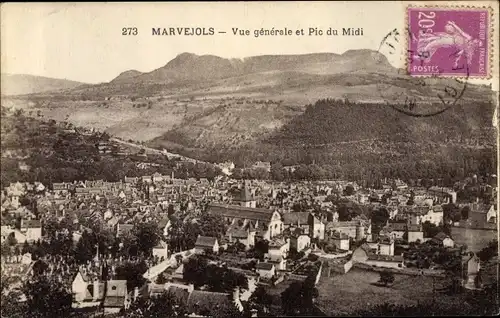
[315,268,465,316]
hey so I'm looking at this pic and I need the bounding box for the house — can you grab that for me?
[152,173,164,183]
[432,232,454,248]
[21,219,42,242]
[71,270,105,304]
[52,182,69,195]
[124,176,138,184]
[0,225,14,243]
[103,280,130,313]
[407,224,424,243]
[386,222,407,239]
[310,213,326,240]
[152,240,169,260]
[421,205,444,226]
[365,254,405,269]
[326,218,370,241]
[289,232,311,252]
[462,253,481,290]
[141,175,152,183]
[283,212,310,235]
[8,230,27,244]
[266,254,287,271]
[208,203,283,241]
[428,186,457,204]
[72,270,89,302]
[331,231,350,251]
[268,237,289,259]
[255,262,276,279]
[378,236,395,256]
[226,224,256,249]
[194,236,219,254]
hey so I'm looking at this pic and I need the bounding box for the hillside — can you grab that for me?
[5,49,496,180]
[110,70,144,83]
[1,74,86,96]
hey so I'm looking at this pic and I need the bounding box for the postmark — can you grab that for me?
[407,6,491,78]
[375,27,469,118]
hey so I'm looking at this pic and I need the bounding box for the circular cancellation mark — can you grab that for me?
[374,28,469,118]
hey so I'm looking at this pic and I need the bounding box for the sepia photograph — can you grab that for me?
[1,1,499,317]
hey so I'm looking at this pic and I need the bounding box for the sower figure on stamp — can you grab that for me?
[413,21,481,69]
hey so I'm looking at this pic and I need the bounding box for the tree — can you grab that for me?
[344,184,355,196]
[23,276,72,318]
[249,285,273,314]
[133,222,162,256]
[281,276,318,315]
[74,230,97,264]
[156,272,168,285]
[422,221,441,238]
[183,256,208,288]
[6,233,18,247]
[209,301,245,318]
[379,270,395,286]
[371,207,390,234]
[115,261,148,291]
[460,206,470,220]
[128,291,186,318]
[198,213,226,240]
[477,240,498,262]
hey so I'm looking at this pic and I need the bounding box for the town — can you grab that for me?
[1,150,498,317]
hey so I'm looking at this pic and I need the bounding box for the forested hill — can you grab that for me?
[267,98,495,146]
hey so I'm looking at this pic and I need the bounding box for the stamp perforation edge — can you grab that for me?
[404,4,495,80]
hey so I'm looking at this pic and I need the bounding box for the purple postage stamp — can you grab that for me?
[407,6,490,77]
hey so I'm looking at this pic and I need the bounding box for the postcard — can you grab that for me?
[0,1,498,317]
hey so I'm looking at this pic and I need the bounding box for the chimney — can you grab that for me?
[92,280,100,302]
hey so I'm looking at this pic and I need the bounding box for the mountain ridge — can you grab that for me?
[1,73,87,96]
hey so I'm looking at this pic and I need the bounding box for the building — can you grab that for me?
[365,254,405,269]
[226,224,256,249]
[428,186,457,204]
[71,270,105,304]
[233,180,256,208]
[331,231,350,251]
[289,233,311,252]
[103,280,130,313]
[421,205,444,226]
[378,236,395,256]
[462,253,481,290]
[432,232,454,248]
[208,203,283,241]
[21,219,42,242]
[152,240,169,259]
[326,218,370,242]
[407,224,424,243]
[255,262,276,279]
[283,212,311,235]
[386,222,407,239]
[194,236,219,254]
[268,237,289,259]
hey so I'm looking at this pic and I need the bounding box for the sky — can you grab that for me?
[1,1,498,87]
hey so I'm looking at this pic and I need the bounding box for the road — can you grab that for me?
[110,137,208,165]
